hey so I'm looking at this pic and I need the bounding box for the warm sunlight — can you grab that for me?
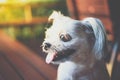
[0,0,58,4]
[0,0,26,4]
[0,0,6,3]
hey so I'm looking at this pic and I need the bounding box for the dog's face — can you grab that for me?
[42,11,107,65]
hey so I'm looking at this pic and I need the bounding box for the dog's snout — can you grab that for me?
[43,43,51,50]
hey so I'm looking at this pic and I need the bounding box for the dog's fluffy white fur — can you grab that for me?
[42,11,110,80]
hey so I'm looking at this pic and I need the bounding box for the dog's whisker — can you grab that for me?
[40,45,43,48]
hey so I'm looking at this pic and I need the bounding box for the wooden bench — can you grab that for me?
[0,30,57,80]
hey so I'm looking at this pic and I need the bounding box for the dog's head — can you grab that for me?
[42,11,107,65]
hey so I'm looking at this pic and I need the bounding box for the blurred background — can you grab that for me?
[0,0,120,80]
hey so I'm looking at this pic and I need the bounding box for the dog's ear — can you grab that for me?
[82,17,108,60]
[48,10,63,22]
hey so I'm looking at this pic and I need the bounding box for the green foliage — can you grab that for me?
[0,0,68,42]
[33,24,45,38]
[3,26,16,39]
[2,24,46,41]
[0,6,24,22]
[32,1,68,17]
[22,26,33,39]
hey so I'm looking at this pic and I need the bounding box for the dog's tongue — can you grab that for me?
[46,52,56,64]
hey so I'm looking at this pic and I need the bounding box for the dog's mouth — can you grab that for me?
[45,49,76,64]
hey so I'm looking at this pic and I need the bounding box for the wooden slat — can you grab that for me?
[0,17,47,26]
[76,0,110,16]
[0,74,5,80]
[0,30,57,80]
[1,53,45,80]
[0,54,22,80]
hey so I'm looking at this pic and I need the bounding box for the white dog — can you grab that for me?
[42,11,110,80]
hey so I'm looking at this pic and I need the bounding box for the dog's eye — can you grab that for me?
[59,34,72,42]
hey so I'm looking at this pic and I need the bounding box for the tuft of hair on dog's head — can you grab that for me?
[82,18,108,60]
[48,10,71,24]
[48,11,63,22]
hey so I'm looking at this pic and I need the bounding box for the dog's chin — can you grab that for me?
[45,49,76,64]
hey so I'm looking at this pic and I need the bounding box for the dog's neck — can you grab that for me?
[57,61,110,80]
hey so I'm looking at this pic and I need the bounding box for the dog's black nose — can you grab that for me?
[44,43,51,50]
